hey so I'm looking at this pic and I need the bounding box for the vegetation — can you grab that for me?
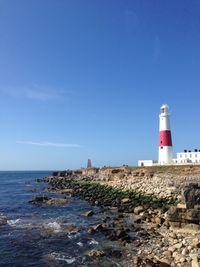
[49,178,178,212]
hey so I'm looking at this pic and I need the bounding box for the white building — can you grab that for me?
[138,160,157,167]
[173,150,200,164]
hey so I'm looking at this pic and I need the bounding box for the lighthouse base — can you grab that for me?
[158,146,173,165]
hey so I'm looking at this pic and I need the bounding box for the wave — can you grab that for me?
[44,222,61,233]
[88,238,99,245]
[49,252,76,264]
[7,218,21,227]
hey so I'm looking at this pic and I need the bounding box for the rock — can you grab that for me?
[92,224,104,231]
[107,249,122,258]
[87,227,95,234]
[182,183,200,209]
[177,203,187,209]
[134,206,144,215]
[116,229,128,239]
[163,250,172,257]
[121,198,131,204]
[29,196,51,204]
[60,188,73,193]
[181,247,189,255]
[192,238,200,248]
[0,216,7,225]
[168,246,176,253]
[61,224,79,234]
[190,254,200,267]
[173,243,183,249]
[82,210,94,217]
[87,249,105,257]
[134,239,143,247]
[134,215,142,223]
[167,206,200,229]
[46,198,69,205]
[132,256,139,267]
[169,232,177,239]
[152,216,164,225]
[179,257,186,263]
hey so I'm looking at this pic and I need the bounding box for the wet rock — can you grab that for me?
[87,249,105,257]
[92,224,104,231]
[132,256,139,266]
[107,248,122,258]
[82,210,94,217]
[58,188,73,194]
[0,216,7,225]
[87,227,95,234]
[46,198,70,205]
[116,229,131,242]
[61,224,79,234]
[29,196,70,205]
[29,196,51,204]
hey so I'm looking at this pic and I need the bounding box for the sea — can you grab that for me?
[0,171,134,267]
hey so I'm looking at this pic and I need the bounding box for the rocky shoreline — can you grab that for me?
[39,166,200,267]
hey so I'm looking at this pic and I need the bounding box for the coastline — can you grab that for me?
[41,165,200,266]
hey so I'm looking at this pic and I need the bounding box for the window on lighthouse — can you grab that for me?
[161,108,165,113]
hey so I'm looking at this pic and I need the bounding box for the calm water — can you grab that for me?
[0,171,133,267]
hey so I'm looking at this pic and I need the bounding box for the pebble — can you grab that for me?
[181,247,189,255]
[173,243,183,249]
[163,250,172,257]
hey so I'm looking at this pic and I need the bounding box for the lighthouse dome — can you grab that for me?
[160,104,169,115]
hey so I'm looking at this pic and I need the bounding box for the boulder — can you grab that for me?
[134,206,144,215]
[167,205,200,231]
[121,198,131,204]
[61,224,79,234]
[182,183,200,209]
[81,210,94,217]
[192,238,200,248]
[87,249,105,257]
[0,216,7,226]
[87,227,95,234]
[107,249,122,258]
[190,254,200,267]
[46,198,70,205]
[29,196,69,205]
[29,196,51,204]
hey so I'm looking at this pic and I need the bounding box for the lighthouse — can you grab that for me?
[158,104,173,165]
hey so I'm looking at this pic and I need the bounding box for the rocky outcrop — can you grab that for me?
[29,196,70,205]
[167,207,200,231]
[182,183,200,209]
[51,165,200,200]
[167,183,200,232]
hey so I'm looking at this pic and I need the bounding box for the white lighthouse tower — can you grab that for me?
[158,104,173,165]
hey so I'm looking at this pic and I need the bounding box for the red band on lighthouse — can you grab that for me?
[159,130,172,146]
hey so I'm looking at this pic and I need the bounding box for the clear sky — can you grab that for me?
[1,0,200,170]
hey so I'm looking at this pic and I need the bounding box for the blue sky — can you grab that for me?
[1,0,200,170]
